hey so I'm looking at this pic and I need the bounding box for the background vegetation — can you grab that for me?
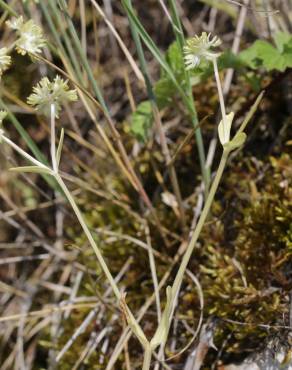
[0,0,291,369]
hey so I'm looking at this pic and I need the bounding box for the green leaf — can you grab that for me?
[277,32,292,69]
[154,41,186,109]
[130,101,153,142]
[122,0,187,102]
[120,295,148,347]
[274,32,292,53]
[9,166,52,175]
[239,40,288,72]
[56,127,64,167]
[217,50,246,70]
[165,41,184,73]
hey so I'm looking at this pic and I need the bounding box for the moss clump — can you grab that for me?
[199,153,291,360]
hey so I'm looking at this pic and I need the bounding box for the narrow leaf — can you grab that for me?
[56,128,64,167]
[122,0,187,101]
[9,166,52,175]
[238,91,264,134]
[150,286,173,350]
[120,295,148,347]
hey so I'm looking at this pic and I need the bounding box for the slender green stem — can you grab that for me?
[1,130,152,357]
[213,58,227,125]
[237,91,264,134]
[45,0,84,83]
[168,0,209,192]
[50,104,58,172]
[0,0,17,16]
[142,345,152,370]
[54,173,122,301]
[145,222,161,323]
[171,149,229,317]
[0,99,58,190]
[126,0,186,228]
[57,0,108,112]
[1,135,49,170]
[0,100,48,165]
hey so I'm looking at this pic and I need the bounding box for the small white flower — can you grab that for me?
[0,48,11,77]
[27,75,78,117]
[183,32,222,70]
[6,16,45,55]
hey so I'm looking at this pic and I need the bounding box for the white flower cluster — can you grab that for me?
[27,75,78,117]
[6,16,45,55]
[183,32,221,70]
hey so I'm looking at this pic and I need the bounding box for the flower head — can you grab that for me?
[27,75,78,117]
[6,16,45,55]
[183,32,221,70]
[0,48,11,77]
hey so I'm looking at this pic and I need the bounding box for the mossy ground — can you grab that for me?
[0,2,291,369]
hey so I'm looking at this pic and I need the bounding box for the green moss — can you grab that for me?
[198,153,291,359]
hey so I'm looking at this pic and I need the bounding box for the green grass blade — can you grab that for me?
[56,0,108,113]
[168,0,210,189]
[122,0,188,103]
[43,0,84,83]
[0,0,17,17]
[123,0,209,190]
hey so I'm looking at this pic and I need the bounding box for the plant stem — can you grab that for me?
[123,0,209,192]
[0,0,17,16]
[43,0,84,83]
[142,345,152,370]
[1,135,48,170]
[126,0,186,229]
[145,221,161,323]
[57,0,108,112]
[1,131,151,353]
[168,0,210,193]
[50,104,58,172]
[171,149,229,315]
[213,58,227,128]
[54,173,122,301]
[153,104,187,229]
